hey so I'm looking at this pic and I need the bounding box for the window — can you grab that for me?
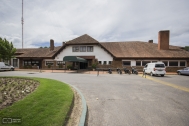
[123,61,131,66]
[155,64,165,68]
[28,61,31,65]
[169,61,178,66]
[142,61,151,66]
[57,61,65,65]
[103,61,107,65]
[13,59,18,67]
[136,61,141,66]
[24,61,31,66]
[162,61,168,66]
[80,46,86,52]
[98,61,101,64]
[180,61,186,66]
[72,46,79,52]
[87,46,93,52]
[46,61,54,66]
[109,61,112,65]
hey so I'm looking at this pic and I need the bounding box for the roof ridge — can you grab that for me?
[66,34,99,45]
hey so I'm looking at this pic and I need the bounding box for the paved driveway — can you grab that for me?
[0,71,189,126]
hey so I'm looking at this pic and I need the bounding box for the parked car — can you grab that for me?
[143,62,166,77]
[0,62,14,71]
[177,67,189,75]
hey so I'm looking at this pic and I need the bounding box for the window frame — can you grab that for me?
[45,61,54,66]
[103,61,107,65]
[80,46,86,52]
[87,46,93,52]
[72,46,79,52]
[109,61,112,65]
[122,61,131,66]
[56,61,65,66]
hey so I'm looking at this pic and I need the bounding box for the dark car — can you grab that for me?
[177,67,189,75]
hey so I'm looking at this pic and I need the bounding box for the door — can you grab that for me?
[80,62,88,69]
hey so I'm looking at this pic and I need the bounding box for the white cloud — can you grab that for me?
[0,0,189,48]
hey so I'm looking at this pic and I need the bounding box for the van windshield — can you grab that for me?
[155,64,165,68]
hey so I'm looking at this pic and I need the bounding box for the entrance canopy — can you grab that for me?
[63,56,87,62]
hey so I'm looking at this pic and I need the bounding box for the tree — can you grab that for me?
[0,37,16,62]
[184,46,189,51]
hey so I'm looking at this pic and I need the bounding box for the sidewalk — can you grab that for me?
[15,68,177,75]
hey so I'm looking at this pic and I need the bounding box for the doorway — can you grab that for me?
[80,62,88,69]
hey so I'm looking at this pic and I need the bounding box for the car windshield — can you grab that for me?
[155,64,165,68]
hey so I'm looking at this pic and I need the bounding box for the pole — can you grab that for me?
[21,0,24,49]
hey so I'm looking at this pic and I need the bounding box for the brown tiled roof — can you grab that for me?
[100,41,189,59]
[16,46,61,58]
[65,34,99,45]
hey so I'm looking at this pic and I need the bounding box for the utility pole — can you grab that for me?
[21,0,24,48]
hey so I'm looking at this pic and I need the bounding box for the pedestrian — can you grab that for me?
[142,68,146,78]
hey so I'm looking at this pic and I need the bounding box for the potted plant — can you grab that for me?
[67,65,72,70]
[92,63,97,71]
[48,64,51,69]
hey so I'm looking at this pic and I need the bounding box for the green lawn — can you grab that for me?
[0,77,73,126]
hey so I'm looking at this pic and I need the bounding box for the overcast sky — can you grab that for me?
[0,0,189,48]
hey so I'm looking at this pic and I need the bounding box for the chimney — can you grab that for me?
[148,40,153,43]
[158,30,169,50]
[62,42,66,46]
[50,39,54,51]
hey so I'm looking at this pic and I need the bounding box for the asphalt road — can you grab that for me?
[0,71,189,126]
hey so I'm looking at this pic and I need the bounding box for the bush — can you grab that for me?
[92,63,97,69]
[59,64,63,68]
[48,64,51,68]
[67,65,72,69]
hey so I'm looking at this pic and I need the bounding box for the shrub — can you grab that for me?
[92,63,97,69]
[48,64,51,68]
[59,64,63,68]
[67,65,72,69]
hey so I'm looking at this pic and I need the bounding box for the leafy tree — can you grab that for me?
[0,37,16,61]
[184,46,189,51]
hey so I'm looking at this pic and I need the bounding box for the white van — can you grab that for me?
[143,62,166,77]
[0,62,15,71]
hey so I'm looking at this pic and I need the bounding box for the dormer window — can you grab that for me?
[72,46,79,52]
[80,46,86,52]
[72,46,93,52]
[87,46,93,52]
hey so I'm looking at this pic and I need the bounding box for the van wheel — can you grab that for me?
[161,75,164,77]
[177,72,181,75]
[150,72,154,76]
[11,68,14,71]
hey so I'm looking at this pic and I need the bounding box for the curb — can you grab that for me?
[68,84,87,126]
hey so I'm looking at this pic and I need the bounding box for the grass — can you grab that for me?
[0,77,74,126]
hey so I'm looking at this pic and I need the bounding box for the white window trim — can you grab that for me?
[122,60,131,66]
[103,61,107,65]
[45,61,54,66]
[56,61,65,66]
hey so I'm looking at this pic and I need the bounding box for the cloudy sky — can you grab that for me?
[0,0,189,48]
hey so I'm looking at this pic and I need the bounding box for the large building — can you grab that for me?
[10,30,189,72]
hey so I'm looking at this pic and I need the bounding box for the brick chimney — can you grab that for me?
[158,30,169,50]
[62,42,66,46]
[50,39,54,51]
[148,40,153,43]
